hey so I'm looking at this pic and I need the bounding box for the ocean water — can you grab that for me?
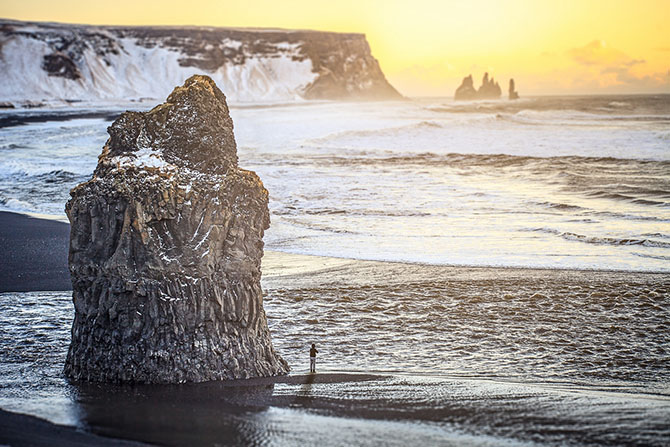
[0,96,669,444]
[1,264,669,445]
[1,95,669,271]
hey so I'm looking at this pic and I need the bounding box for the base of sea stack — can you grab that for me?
[64,323,289,383]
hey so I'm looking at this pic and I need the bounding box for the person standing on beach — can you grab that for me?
[309,343,318,373]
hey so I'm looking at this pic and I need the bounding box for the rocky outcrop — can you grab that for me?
[478,73,502,98]
[0,19,402,104]
[454,72,502,100]
[454,75,478,100]
[64,75,289,383]
[508,78,519,100]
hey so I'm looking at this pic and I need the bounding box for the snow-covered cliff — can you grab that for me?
[0,19,402,105]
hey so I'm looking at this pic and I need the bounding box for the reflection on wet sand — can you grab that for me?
[73,380,274,446]
[71,374,383,446]
[298,373,316,398]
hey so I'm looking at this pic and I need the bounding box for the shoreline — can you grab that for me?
[263,246,670,276]
[1,210,667,294]
[1,209,669,446]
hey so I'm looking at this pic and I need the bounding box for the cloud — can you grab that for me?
[568,40,642,66]
[566,40,669,92]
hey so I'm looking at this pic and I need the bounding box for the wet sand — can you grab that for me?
[0,374,385,447]
[0,407,149,446]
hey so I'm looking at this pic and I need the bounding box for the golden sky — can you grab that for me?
[2,0,669,96]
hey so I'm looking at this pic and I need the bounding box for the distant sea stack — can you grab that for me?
[0,19,401,105]
[64,75,289,383]
[454,72,502,100]
[509,78,520,100]
[454,75,477,100]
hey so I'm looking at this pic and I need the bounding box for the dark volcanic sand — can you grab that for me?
[0,211,70,292]
[0,408,149,446]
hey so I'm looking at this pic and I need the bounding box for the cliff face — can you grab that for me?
[0,19,401,104]
[64,75,289,383]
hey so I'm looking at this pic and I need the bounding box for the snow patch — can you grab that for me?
[0,27,318,104]
[114,146,170,169]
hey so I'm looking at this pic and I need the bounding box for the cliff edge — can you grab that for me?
[0,19,402,104]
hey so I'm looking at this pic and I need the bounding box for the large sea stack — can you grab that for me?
[64,75,289,383]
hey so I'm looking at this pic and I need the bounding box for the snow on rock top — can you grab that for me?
[97,75,238,177]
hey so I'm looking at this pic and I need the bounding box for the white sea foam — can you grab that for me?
[1,96,669,271]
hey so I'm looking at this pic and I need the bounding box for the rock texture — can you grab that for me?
[454,72,502,100]
[64,75,289,383]
[508,78,520,100]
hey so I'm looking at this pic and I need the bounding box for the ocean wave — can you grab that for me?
[641,232,670,239]
[0,143,33,150]
[0,196,37,212]
[632,252,670,261]
[530,227,670,248]
[35,170,80,184]
[0,160,84,178]
[280,217,364,235]
[307,120,445,144]
[616,185,670,199]
[425,95,670,118]
[275,206,431,218]
[494,109,670,127]
[534,201,585,211]
[589,210,669,222]
[632,198,668,206]
[305,152,670,173]
[586,190,668,206]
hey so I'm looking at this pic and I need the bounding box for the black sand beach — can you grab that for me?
[1,212,669,446]
[0,211,71,292]
[0,408,149,446]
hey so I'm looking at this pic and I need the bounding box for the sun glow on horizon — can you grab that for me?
[1,0,668,96]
